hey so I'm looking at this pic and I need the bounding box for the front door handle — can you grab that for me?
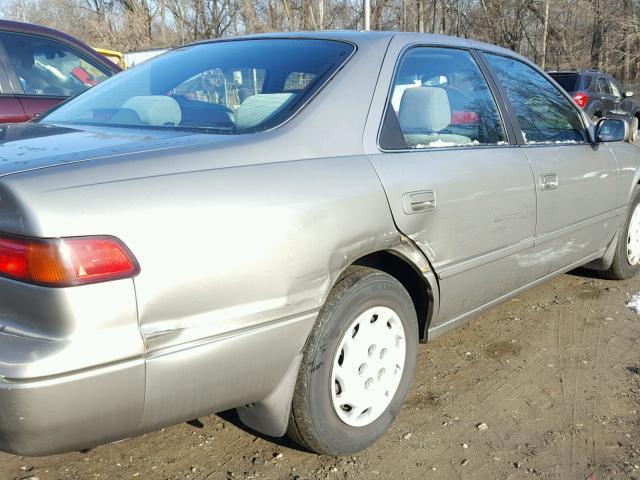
[540,173,558,190]
[402,190,436,214]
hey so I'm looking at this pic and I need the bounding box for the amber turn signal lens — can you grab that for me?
[0,235,139,287]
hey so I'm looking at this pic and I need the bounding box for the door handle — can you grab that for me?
[540,173,558,190]
[402,190,436,214]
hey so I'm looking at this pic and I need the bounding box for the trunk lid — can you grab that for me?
[0,122,211,177]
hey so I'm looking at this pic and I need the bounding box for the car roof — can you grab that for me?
[185,30,529,63]
[0,19,121,73]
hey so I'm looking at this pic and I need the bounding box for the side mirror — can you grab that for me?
[596,118,628,143]
[624,91,634,98]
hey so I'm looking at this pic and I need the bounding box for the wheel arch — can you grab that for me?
[237,239,441,438]
[351,245,439,343]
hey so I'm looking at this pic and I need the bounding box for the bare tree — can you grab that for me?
[3,0,640,88]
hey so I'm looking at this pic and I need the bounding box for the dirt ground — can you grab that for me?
[1,269,639,480]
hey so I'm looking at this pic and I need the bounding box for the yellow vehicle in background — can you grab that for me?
[93,47,126,69]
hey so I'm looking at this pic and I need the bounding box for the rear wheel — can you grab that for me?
[287,266,418,455]
[604,189,640,279]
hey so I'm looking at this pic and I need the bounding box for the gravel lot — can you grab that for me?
[1,269,639,480]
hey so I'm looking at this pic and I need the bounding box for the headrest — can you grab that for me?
[398,87,451,133]
[235,93,294,129]
[122,95,182,126]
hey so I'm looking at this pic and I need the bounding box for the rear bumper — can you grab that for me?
[0,310,317,456]
[0,276,145,456]
[0,358,145,456]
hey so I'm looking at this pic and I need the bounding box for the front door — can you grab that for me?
[483,54,619,274]
[365,42,537,329]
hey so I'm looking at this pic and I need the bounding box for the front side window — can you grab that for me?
[381,47,506,149]
[583,75,594,91]
[42,39,354,134]
[485,54,587,144]
[0,32,109,97]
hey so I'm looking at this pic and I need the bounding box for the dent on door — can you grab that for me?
[369,147,537,326]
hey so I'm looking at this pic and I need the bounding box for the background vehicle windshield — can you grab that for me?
[41,39,354,133]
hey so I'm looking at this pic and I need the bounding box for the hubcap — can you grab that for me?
[330,306,406,427]
[627,204,640,265]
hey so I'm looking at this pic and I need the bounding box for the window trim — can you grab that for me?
[478,50,591,147]
[0,30,113,97]
[376,43,516,153]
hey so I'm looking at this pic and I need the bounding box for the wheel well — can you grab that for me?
[353,251,430,342]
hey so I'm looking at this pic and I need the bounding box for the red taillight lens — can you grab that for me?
[573,92,589,109]
[0,235,139,287]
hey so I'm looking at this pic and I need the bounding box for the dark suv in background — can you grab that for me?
[548,69,640,141]
[0,20,120,124]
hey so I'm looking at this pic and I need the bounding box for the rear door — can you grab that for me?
[0,31,111,120]
[482,53,619,273]
[364,40,537,330]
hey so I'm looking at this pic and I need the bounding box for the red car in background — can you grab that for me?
[0,20,120,123]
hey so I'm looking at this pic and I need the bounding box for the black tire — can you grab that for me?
[287,266,418,456]
[604,189,640,280]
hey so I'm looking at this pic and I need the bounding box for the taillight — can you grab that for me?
[0,235,139,287]
[573,92,589,109]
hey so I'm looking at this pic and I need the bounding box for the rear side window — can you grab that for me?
[43,39,354,134]
[597,77,611,94]
[485,54,587,144]
[582,75,594,91]
[549,73,577,92]
[380,47,506,150]
[0,32,109,97]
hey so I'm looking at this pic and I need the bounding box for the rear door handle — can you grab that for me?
[402,190,436,214]
[540,173,558,190]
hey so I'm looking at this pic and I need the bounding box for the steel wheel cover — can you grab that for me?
[330,306,406,427]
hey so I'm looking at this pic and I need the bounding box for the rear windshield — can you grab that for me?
[549,73,578,92]
[41,39,354,134]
